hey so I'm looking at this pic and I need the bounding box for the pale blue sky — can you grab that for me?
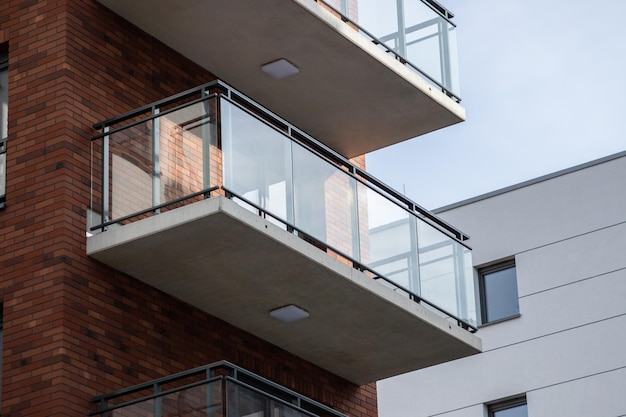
[367,0,626,209]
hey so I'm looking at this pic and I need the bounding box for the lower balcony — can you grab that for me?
[87,81,481,384]
[91,361,346,417]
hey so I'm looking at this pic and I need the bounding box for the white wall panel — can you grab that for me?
[378,304,626,417]
[527,366,626,417]
[439,156,626,265]
[515,221,626,297]
[480,268,626,350]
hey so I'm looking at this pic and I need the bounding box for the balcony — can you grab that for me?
[95,0,464,158]
[91,361,347,417]
[87,81,480,384]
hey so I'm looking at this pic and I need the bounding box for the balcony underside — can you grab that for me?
[88,197,480,385]
[96,0,465,158]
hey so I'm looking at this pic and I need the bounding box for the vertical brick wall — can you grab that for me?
[0,1,377,417]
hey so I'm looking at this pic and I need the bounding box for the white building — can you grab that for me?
[378,151,626,417]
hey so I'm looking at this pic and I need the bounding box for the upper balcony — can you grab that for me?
[86,81,480,385]
[96,0,464,158]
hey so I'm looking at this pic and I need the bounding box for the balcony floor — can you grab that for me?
[96,0,465,158]
[88,197,480,385]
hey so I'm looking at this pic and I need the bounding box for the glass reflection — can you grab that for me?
[222,98,293,224]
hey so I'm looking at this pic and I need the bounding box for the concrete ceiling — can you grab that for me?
[96,0,465,158]
[88,197,481,385]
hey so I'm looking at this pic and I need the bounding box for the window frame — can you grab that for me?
[478,259,520,325]
[0,49,8,209]
[488,396,527,417]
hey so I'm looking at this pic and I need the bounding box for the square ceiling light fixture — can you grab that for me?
[261,59,299,79]
[269,304,309,323]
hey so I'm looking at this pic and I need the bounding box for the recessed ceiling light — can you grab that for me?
[261,59,299,80]
[269,304,309,322]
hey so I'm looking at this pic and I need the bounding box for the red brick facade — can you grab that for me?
[0,1,377,416]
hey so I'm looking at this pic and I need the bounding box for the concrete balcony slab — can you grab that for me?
[88,197,481,384]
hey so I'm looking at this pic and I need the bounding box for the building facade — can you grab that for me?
[0,1,480,416]
[378,151,626,417]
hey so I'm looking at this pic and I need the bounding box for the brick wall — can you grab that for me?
[0,1,377,416]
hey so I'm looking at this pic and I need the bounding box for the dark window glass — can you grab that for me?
[489,397,527,417]
[0,50,7,208]
[480,260,519,323]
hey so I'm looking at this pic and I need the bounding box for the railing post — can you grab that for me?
[152,107,161,212]
[395,0,407,58]
[101,398,109,417]
[102,126,110,226]
[154,382,162,417]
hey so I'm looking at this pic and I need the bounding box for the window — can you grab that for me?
[0,49,7,209]
[0,303,3,409]
[488,397,527,417]
[479,260,520,324]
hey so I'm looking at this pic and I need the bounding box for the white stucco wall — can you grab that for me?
[377,152,626,417]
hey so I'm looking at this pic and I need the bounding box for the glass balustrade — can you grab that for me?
[91,361,345,417]
[90,81,476,328]
[320,0,460,98]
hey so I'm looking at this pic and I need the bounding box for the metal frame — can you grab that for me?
[90,360,347,417]
[488,395,527,416]
[0,51,8,209]
[0,138,6,209]
[478,259,519,325]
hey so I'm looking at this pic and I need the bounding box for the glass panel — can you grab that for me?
[0,152,5,197]
[221,99,293,224]
[404,0,442,82]
[447,24,460,96]
[0,62,7,140]
[227,381,305,417]
[109,398,153,417]
[361,185,419,294]
[160,382,223,417]
[1,56,8,202]
[158,101,212,203]
[417,220,475,323]
[493,403,527,417]
[88,138,104,231]
[109,120,153,221]
[357,0,400,50]
[292,143,358,257]
[483,265,519,322]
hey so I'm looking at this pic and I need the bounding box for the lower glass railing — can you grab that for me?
[91,361,345,417]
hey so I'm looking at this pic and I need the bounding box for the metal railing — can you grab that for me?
[91,361,347,417]
[316,0,461,100]
[89,80,477,330]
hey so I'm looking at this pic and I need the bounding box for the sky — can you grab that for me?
[366,0,626,210]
